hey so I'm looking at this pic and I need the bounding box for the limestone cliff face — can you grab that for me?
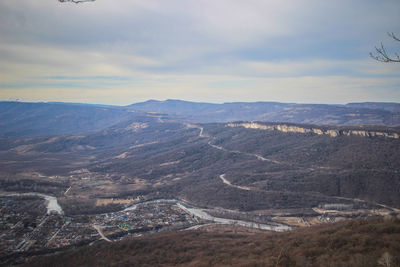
[226,122,400,139]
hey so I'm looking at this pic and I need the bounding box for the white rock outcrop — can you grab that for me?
[227,122,399,139]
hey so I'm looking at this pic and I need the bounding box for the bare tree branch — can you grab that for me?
[370,32,400,63]
[388,32,400,42]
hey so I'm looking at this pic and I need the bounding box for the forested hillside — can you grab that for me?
[26,217,400,267]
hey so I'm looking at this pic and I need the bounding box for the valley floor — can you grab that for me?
[1,192,397,266]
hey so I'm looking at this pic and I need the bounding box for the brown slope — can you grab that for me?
[26,216,400,267]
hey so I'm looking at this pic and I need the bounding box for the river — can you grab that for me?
[0,192,64,215]
[123,199,291,232]
[0,193,290,231]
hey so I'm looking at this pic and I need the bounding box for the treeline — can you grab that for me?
[0,179,67,196]
[59,198,123,216]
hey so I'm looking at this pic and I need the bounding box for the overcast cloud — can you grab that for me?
[0,0,399,104]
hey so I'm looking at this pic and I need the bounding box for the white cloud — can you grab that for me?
[1,0,400,104]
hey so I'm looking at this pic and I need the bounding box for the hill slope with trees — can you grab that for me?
[26,216,400,267]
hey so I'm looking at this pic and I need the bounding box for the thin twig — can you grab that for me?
[370,32,400,63]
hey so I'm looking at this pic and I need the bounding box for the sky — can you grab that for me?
[0,0,399,105]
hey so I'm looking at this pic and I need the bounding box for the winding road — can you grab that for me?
[190,124,281,164]
[219,174,251,191]
[93,224,112,242]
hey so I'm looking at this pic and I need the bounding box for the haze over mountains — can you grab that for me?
[129,100,400,125]
[1,100,400,139]
[0,102,135,138]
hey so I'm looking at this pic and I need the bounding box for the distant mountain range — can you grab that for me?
[128,99,400,125]
[0,101,135,138]
[1,100,400,138]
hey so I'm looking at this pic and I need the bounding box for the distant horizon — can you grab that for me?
[2,98,400,107]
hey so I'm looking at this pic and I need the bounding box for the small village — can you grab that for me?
[0,196,199,264]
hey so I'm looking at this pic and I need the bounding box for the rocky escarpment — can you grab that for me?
[227,122,400,139]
